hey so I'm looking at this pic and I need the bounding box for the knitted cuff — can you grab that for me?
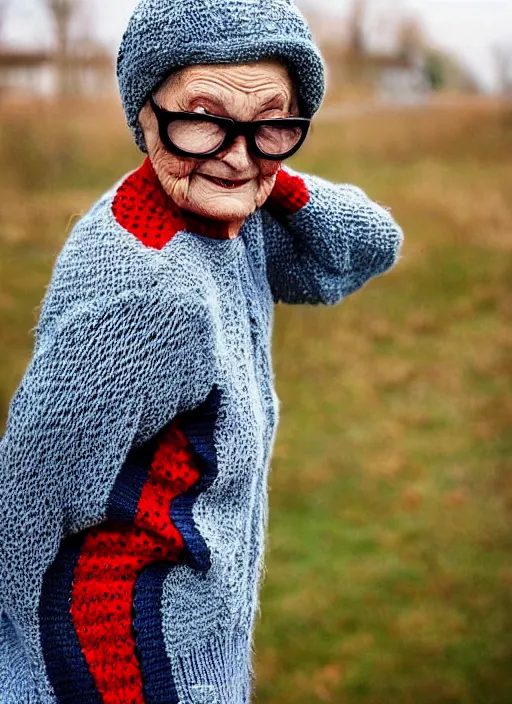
[265,168,310,218]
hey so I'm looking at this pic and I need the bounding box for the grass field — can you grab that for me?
[1,96,511,704]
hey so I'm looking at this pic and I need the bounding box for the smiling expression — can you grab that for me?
[138,61,298,237]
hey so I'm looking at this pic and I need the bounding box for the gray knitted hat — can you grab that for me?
[117,0,326,152]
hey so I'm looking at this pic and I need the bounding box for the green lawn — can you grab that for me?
[1,97,511,704]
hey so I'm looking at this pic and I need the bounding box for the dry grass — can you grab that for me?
[1,95,511,704]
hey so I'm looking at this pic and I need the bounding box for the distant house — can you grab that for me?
[341,51,431,102]
[0,47,115,97]
[373,55,431,102]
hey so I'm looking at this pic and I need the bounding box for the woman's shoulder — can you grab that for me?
[46,176,205,305]
[35,184,213,348]
[34,275,214,359]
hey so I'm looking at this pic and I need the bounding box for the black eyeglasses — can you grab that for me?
[148,93,311,161]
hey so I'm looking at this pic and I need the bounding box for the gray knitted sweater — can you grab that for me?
[0,159,403,704]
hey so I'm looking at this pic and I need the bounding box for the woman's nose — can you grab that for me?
[220,135,253,171]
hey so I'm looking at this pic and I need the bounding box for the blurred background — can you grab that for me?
[0,1,511,703]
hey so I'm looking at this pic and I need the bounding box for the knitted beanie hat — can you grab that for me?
[117,0,327,152]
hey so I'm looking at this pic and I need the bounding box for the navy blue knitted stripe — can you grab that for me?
[171,385,221,572]
[39,532,103,704]
[132,562,180,704]
[107,436,159,522]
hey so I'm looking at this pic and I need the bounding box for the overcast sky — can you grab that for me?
[3,0,512,91]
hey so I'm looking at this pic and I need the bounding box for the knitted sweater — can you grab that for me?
[0,158,404,704]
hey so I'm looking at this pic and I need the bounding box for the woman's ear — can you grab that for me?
[138,101,159,153]
[138,101,152,133]
[290,87,300,117]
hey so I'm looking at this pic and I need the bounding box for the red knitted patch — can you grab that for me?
[112,157,231,248]
[70,420,200,703]
[265,168,310,217]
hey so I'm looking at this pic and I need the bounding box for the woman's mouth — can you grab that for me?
[200,174,252,190]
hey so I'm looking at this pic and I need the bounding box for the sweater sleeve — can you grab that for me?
[0,289,215,614]
[261,166,405,305]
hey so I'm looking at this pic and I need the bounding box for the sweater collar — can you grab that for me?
[112,157,234,250]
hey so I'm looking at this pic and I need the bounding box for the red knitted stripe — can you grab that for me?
[266,168,310,216]
[70,420,200,703]
[112,157,231,248]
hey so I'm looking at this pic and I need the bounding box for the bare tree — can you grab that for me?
[347,0,367,56]
[0,0,9,44]
[493,44,512,96]
[396,16,426,64]
[45,0,80,94]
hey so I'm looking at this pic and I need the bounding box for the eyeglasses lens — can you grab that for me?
[255,125,303,156]
[167,120,226,154]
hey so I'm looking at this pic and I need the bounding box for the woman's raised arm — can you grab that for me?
[261,166,405,306]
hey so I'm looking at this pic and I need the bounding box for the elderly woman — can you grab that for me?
[0,0,404,702]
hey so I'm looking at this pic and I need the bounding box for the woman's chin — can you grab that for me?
[185,192,257,223]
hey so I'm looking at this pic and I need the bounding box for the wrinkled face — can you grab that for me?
[138,61,298,225]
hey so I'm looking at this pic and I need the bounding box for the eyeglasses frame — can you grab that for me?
[148,93,311,161]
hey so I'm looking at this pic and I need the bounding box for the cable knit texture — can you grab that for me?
[0,157,404,704]
[117,0,327,151]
